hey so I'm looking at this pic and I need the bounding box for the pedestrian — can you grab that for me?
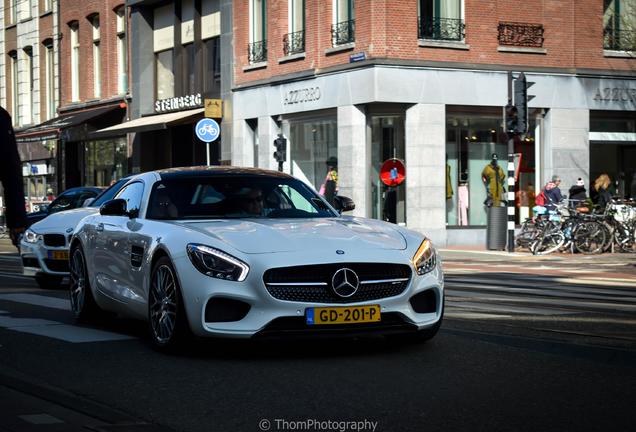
[320,156,338,206]
[0,106,27,247]
[545,174,564,206]
[568,178,587,208]
[592,173,612,210]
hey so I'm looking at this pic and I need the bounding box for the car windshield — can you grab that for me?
[90,179,129,207]
[147,176,337,220]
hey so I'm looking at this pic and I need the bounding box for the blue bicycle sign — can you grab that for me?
[195,118,220,143]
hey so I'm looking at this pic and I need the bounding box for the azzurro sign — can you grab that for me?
[195,118,220,143]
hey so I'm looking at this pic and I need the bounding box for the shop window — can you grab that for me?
[91,14,101,98]
[289,116,338,192]
[284,0,305,55]
[445,109,537,227]
[156,49,175,100]
[370,115,406,225]
[248,0,267,63]
[603,0,636,51]
[83,138,128,187]
[418,0,465,41]
[332,0,355,46]
[69,21,80,102]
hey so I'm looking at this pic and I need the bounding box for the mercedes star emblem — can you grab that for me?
[331,268,360,298]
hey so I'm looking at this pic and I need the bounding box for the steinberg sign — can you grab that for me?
[155,94,203,113]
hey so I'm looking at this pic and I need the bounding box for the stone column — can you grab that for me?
[405,103,446,246]
[543,108,589,189]
[337,105,368,217]
[231,119,254,167]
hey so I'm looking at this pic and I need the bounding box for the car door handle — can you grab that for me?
[96,223,104,232]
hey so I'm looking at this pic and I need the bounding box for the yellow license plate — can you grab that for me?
[48,250,69,260]
[306,305,381,325]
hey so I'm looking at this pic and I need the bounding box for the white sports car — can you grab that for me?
[20,178,132,288]
[70,167,443,350]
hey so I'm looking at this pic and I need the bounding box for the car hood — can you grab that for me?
[29,207,99,234]
[174,217,407,254]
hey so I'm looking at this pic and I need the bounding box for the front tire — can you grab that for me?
[69,245,102,322]
[148,256,192,352]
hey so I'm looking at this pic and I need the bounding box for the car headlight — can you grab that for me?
[23,229,42,244]
[186,244,249,282]
[411,238,437,275]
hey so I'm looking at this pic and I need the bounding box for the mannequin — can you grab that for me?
[481,153,506,207]
[458,172,469,225]
[445,154,453,200]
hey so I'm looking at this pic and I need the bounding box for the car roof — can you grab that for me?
[156,166,293,180]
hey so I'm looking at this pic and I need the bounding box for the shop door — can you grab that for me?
[590,142,636,199]
[370,116,405,224]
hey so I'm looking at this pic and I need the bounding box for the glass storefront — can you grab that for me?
[83,138,128,186]
[289,113,338,192]
[446,107,537,226]
[20,140,58,211]
[370,114,406,224]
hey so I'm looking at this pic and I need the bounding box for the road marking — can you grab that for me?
[0,293,70,310]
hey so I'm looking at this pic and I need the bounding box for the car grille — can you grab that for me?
[44,259,69,272]
[43,234,66,247]
[263,263,412,304]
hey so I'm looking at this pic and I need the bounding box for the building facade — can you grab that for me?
[102,0,229,174]
[230,0,636,246]
[1,0,60,210]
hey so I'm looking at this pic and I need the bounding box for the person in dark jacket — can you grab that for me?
[0,106,27,246]
[544,175,564,210]
[592,173,612,210]
[568,178,587,207]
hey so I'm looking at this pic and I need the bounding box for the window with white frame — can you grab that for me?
[418,0,464,41]
[43,0,52,12]
[284,0,305,55]
[70,22,80,101]
[10,0,18,24]
[116,6,128,94]
[154,3,174,100]
[92,15,101,98]
[43,40,56,120]
[332,0,354,46]
[24,47,34,124]
[9,51,18,125]
[604,0,636,51]
[248,0,267,63]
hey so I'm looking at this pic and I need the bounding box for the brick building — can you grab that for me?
[229,0,636,246]
[1,0,60,209]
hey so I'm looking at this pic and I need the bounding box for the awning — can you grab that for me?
[15,104,122,143]
[91,108,205,137]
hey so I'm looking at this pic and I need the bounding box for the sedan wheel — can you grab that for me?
[149,256,191,350]
[69,246,101,321]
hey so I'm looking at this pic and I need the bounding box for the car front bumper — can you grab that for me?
[20,241,70,277]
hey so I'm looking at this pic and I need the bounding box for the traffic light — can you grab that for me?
[273,135,287,163]
[512,72,535,135]
[505,103,518,134]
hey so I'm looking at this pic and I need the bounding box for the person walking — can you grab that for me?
[592,173,612,210]
[0,106,27,247]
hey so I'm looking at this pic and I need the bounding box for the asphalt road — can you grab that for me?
[1,266,635,432]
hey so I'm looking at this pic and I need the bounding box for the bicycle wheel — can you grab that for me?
[531,231,565,255]
[573,221,606,254]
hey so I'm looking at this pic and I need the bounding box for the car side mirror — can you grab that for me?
[100,199,128,217]
[333,195,355,213]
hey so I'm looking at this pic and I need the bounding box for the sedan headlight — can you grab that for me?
[186,244,249,282]
[23,229,42,244]
[411,238,437,275]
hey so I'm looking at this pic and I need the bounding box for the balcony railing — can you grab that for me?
[418,17,465,41]
[498,22,544,48]
[248,40,267,63]
[283,30,305,56]
[331,19,355,46]
[604,28,636,51]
